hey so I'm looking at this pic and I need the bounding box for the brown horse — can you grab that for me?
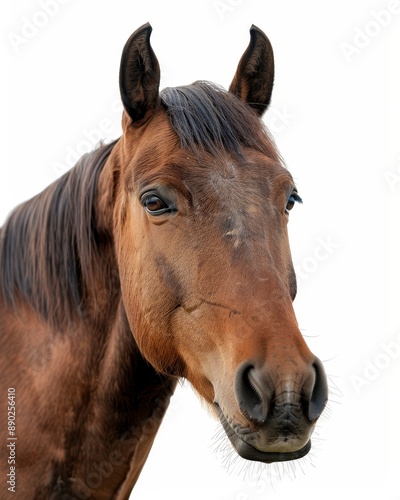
[0,23,328,499]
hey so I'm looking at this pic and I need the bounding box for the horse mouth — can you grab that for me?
[215,405,311,464]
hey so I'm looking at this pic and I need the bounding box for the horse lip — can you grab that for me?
[215,404,311,464]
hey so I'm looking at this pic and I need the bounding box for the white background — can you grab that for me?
[2,1,400,499]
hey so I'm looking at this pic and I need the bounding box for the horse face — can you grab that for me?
[113,23,328,464]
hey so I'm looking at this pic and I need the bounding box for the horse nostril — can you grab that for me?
[308,357,329,421]
[234,358,328,425]
[234,363,271,424]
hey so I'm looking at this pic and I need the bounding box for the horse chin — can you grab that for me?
[216,405,311,464]
[228,433,311,464]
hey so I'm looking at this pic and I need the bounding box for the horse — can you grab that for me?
[0,23,328,499]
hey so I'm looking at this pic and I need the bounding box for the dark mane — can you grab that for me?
[0,140,117,329]
[160,81,279,160]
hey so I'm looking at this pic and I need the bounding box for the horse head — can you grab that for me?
[105,23,328,464]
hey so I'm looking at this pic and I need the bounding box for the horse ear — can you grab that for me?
[229,25,274,117]
[119,23,161,124]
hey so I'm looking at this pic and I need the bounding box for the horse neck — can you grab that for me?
[84,301,177,497]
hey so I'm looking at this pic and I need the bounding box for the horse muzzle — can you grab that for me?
[214,356,328,463]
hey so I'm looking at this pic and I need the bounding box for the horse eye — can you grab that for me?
[141,193,171,215]
[286,191,302,214]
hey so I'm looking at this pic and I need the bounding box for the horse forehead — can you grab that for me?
[202,156,287,205]
[190,158,286,240]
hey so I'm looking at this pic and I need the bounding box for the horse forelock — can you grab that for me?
[160,81,279,161]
